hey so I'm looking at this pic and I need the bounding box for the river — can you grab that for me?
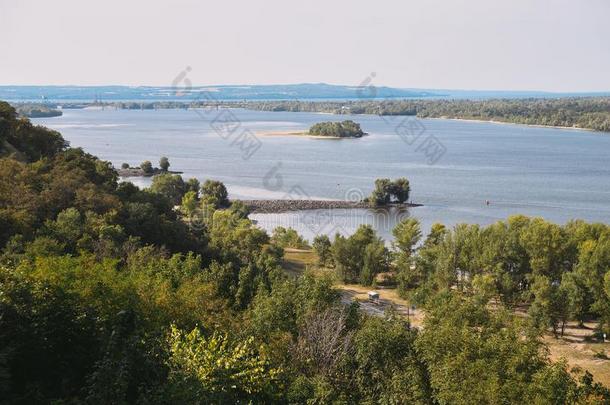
[34,107,610,241]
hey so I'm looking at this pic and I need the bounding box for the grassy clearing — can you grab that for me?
[281,248,319,277]
[545,322,610,387]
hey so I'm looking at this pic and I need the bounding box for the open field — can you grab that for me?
[545,323,610,386]
[281,248,318,277]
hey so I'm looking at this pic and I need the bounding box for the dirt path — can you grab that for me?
[337,284,424,328]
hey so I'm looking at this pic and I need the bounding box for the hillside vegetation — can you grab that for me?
[0,100,609,403]
[14,103,63,118]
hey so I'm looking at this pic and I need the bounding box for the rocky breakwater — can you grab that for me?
[237,199,422,214]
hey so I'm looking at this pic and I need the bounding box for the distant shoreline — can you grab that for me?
[28,102,603,133]
[424,117,597,132]
[237,199,422,213]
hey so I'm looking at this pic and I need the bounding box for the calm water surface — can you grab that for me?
[34,108,610,241]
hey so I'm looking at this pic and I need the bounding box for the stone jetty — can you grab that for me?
[236,199,422,213]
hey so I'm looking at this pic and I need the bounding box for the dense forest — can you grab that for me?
[1,100,610,403]
[239,97,610,132]
[49,97,610,132]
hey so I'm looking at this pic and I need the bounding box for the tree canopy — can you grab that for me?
[0,102,609,403]
[368,177,411,206]
[308,120,365,137]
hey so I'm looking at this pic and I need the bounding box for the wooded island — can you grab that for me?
[308,120,366,137]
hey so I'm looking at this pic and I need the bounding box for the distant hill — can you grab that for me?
[0,83,441,102]
[3,83,609,103]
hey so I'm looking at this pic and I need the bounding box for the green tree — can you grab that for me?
[575,231,610,333]
[313,235,332,267]
[5,117,67,161]
[140,160,153,174]
[395,221,436,300]
[390,177,410,203]
[529,275,570,337]
[560,271,591,326]
[271,227,309,249]
[331,234,356,283]
[423,223,447,248]
[360,240,389,286]
[369,178,392,207]
[159,156,170,172]
[428,224,482,294]
[201,180,229,208]
[520,218,568,282]
[0,265,98,402]
[44,207,84,249]
[185,177,200,194]
[228,200,250,219]
[352,316,430,403]
[416,292,570,404]
[181,190,199,216]
[162,325,282,403]
[477,217,531,307]
[603,272,610,334]
[332,226,381,284]
[392,217,422,258]
[150,173,185,205]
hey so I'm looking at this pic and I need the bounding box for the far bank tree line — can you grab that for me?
[67,97,610,132]
[240,97,610,132]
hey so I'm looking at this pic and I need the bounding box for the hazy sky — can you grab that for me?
[1,0,609,91]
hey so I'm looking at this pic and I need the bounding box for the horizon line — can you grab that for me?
[1,83,610,95]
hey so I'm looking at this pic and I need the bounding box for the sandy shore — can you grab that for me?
[256,130,364,139]
[428,116,594,132]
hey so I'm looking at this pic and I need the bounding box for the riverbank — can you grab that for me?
[237,199,422,213]
[428,116,598,132]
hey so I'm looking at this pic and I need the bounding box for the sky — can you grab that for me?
[1,0,609,92]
